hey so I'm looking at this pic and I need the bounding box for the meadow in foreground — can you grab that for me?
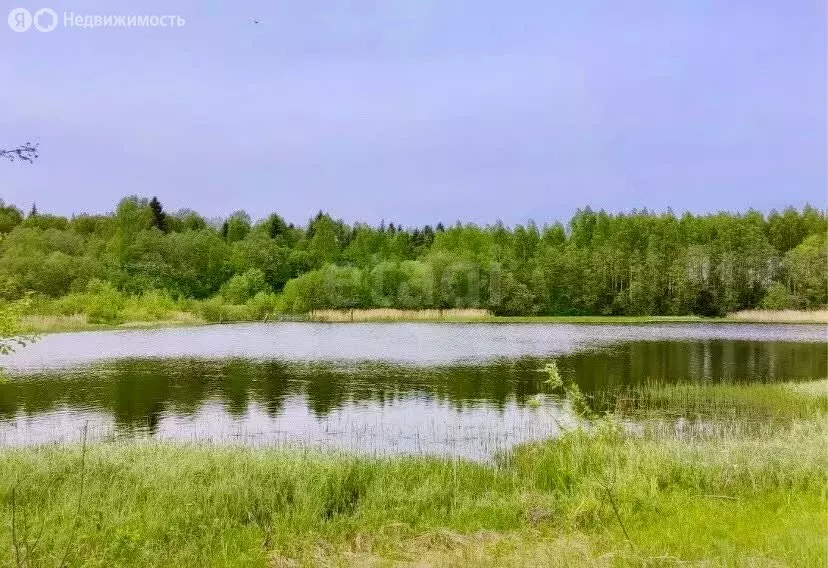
[0,379,825,567]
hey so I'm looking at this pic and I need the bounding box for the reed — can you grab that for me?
[727,309,828,323]
[20,313,89,332]
[20,313,205,333]
[309,308,492,322]
[596,378,828,421]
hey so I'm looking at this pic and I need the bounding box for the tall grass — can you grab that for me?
[21,289,289,332]
[0,379,825,566]
[25,288,201,327]
[310,308,492,322]
[596,379,828,421]
[20,313,90,333]
[728,309,828,323]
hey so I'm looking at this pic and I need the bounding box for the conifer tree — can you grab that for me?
[149,196,168,233]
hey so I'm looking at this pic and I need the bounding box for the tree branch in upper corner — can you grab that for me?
[0,142,39,163]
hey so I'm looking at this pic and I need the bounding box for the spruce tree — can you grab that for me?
[149,196,168,233]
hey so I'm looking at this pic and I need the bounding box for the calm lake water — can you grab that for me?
[1,323,825,459]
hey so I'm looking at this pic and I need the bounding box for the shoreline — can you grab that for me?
[20,309,828,334]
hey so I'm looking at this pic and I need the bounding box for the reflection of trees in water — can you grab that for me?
[563,340,827,392]
[0,358,548,431]
[0,340,824,434]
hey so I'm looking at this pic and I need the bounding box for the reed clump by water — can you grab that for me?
[309,308,492,322]
[727,308,828,323]
[0,379,825,567]
[596,379,828,421]
[20,313,90,332]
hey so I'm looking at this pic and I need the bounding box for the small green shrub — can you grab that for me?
[120,290,178,321]
[246,291,279,319]
[760,283,791,310]
[84,279,123,324]
[198,296,227,323]
[220,269,268,305]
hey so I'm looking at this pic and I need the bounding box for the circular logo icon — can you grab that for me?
[33,8,57,32]
[8,7,32,32]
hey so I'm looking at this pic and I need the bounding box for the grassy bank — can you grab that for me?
[20,313,207,333]
[21,313,711,333]
[13,287,828,333]
[308,308,712,324]
[20,308,828,334]
[309,308,492,322]
[0,380,825,567]
[310,308,828,324]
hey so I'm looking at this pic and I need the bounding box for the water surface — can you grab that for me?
[1,323,824,459]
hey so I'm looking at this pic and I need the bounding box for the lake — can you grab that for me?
[1,323,825,459]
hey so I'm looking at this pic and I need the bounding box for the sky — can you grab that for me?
[1,1,825,226]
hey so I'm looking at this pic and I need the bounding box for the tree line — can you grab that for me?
[0,196,824,317]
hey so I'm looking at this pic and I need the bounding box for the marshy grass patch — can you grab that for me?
[0,378,825,566]
[598,378,828,422]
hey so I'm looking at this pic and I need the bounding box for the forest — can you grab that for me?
[0,196,825,321]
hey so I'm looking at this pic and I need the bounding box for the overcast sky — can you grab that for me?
[1,1,825,225]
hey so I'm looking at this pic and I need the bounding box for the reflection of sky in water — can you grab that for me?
[4,322,827,371]
[0,323,825,458]
[0,398,574,461]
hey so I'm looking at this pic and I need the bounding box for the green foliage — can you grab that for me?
[220,269,268,304]
[544,361,563,389]
[120,290,179,321]
[280,269,326,313]
[0,298,35,355]
[0,198,824,317]
[83,280,124,324]
[307,213,341,267]
[30,287,200,327]
[783,233,828,309]
[692,287,721,317]
[222,211,251,243]
[149,196,168,233]
[760,282,791,310]
[246,291,279,319]
[543,360,592,418]
[197,296,227,322]
[0,201,23,234]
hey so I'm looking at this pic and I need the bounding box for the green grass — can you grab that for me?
[21,312,826,335]
[596,379,828,421]
[19,314,208,334]
[0,380,826,567]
